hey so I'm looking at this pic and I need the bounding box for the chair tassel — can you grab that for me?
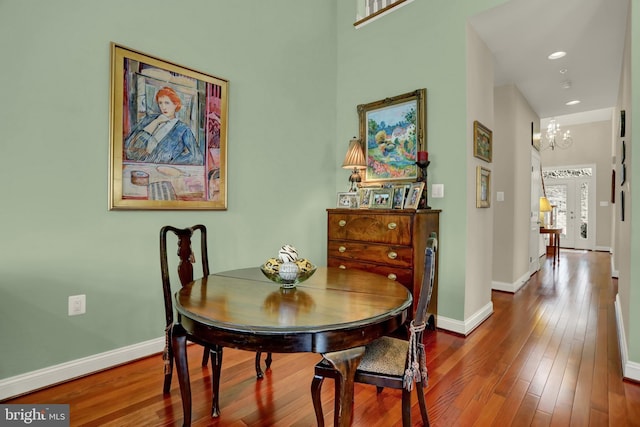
[163,324,172,374]
[418,342,428,386]
[403,320,426,391]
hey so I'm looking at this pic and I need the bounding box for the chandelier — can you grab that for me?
[541,119,573,150]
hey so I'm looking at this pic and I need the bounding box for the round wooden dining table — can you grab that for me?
[171,266,412,426]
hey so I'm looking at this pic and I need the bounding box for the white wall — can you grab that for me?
[464,24,494,326]
[493,85,540,288]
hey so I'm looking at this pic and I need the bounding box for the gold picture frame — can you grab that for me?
[358,89,427,183]
[357,184,381,209]
[336,192,359,208]
[476,166,491,208]
[369,188,394,209]
[392,184,410,209]
[403,182,424,209]
[109,43,228,210]
[473,120,492,163]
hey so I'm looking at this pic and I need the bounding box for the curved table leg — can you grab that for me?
[255,352,264,379]
[171,324,191,427]
[322,347,365,427]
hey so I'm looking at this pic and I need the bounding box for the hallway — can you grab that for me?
[423,249,640,425]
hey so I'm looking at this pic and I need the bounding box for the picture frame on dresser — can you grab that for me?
[337,192,359,208]
[403,182,424,209]
[392,184,410,209]
[358,89,427,183]
[358,187,373,209]
[370,188,394,209]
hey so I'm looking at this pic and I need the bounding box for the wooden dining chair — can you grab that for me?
[160,224,273,396]
[311,233,437,427]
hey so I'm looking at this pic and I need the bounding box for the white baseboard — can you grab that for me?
[0,337,165,401]
[614,294,640,381]
[437,301,493,336]
[611,256,619,278]
[492,271,530,293]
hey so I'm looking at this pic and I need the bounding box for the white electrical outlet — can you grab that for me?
[68,294,86,316]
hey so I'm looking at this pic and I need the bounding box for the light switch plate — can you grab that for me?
[68,294,86,316]
[431,184,444,198]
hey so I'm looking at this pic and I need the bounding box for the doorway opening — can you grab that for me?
[543,165,596,250]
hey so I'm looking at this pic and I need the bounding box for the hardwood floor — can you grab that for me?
[5,250,640,426]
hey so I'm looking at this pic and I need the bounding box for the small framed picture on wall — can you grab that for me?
[476,166,491,208]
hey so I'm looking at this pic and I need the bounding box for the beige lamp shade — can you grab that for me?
[342,137,366,192]
[342,137,366,169]
[539,196,552,212]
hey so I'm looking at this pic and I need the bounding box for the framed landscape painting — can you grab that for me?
[473,120,492,163]
[358,89,426,183]
[109,43,228,210]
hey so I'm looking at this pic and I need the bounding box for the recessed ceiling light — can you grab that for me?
[559,68,568,74]
[566,100,581,106]
[548,51,567,60]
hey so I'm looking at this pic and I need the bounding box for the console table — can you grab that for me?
[540,227,561,265]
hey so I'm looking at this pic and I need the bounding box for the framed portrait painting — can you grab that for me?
[358,89,426,183]
[109,43,228,210]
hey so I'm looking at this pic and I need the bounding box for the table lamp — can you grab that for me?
[342,137,366,192]
[539,196,552,228]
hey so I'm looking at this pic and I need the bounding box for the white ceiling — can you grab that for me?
[469,0,629,125]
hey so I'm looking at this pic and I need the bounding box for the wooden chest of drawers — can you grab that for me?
[327,208,440,325]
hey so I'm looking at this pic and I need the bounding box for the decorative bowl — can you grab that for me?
[260,261,317,289]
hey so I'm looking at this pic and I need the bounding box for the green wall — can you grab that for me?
[335,0,506,320]
[0,0,336,378]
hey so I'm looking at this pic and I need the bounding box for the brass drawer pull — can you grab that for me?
[339,265,347,269]
[387,273,397,281]
[388,222,397,230]
[338,220,347,227]
[339,246,346,253]
[387,251,398,260]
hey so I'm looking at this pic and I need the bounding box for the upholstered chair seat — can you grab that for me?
[357,336,410,376]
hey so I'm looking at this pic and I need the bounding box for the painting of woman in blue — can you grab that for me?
[124,86,203,165]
